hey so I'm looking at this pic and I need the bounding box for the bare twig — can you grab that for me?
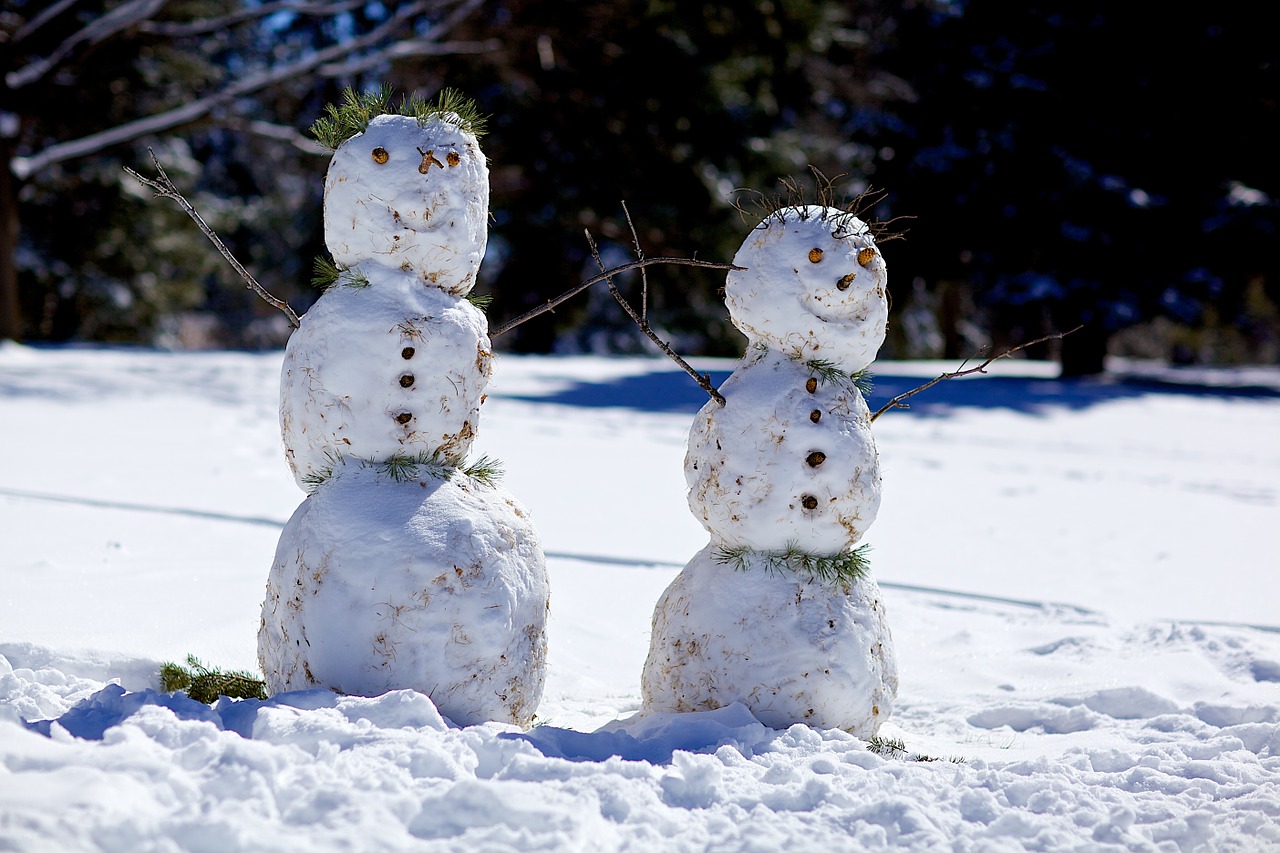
[124,149,301,329]
[489,256,741,338]
[621,201,647,324]
[585,224,726,407]
[868,325,1084,423]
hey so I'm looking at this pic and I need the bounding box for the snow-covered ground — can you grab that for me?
[2,342,1278,850]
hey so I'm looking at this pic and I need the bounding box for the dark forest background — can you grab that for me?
[2,0,1276,374]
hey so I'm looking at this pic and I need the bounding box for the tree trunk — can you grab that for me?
[0,144,20,342]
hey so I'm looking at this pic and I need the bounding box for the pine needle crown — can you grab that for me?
[733,167,910,244]
[311,84,488,151]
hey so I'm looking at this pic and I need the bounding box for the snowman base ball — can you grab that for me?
[258,467,549,727]
[641,544,897,737]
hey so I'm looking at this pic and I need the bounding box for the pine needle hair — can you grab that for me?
[310,84,489,152]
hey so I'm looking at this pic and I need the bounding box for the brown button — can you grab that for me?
[806,451,827,467]
[809,410,821,423]
[805,377,818,394]
[801,495,819,510]
[395,412,412,425]
[401,347,416,360]
[399,374,414,388]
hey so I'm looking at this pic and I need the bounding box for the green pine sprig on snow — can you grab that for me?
[159,654,267,703]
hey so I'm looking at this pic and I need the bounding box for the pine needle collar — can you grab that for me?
[802,357,874,396]
[713,541,871,585]
[311,256,370,291]
[311,84,488,151]
[302,450,504,490]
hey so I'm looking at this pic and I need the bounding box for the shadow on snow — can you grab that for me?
[498,366,1280,417]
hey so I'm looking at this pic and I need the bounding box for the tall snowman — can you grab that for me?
[258,97,549,727]
[641,205,897,737]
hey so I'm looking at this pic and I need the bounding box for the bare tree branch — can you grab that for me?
[222,118,329,155]
[7,0,170,89]
[489,254,742,339]
[137,0,364,37]
[124,149,300,329]
[868,325,1084,423]
[10,0,478,178]
[318,38,502,78]
[585,213,726,406]
[11,0,82,45]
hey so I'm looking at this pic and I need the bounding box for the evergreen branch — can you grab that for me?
[585,205,726,407]
[124,150,301,329]
[713,542,871,584]
[868,325,1085,422]
[489,255,742,339]
[159,655,267,703]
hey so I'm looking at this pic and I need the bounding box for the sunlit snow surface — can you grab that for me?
[2,343,1278,850]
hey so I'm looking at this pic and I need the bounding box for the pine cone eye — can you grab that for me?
[808,248,824,263]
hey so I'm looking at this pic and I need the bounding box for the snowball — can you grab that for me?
[280,271,491,491]
[323,114,489,294]
[685,349,881,553]
[726,206,887,371]
[258,466,548,728]
[641,544,897,738]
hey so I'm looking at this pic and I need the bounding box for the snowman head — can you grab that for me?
[725,205,887,371]
[323,113,489,294]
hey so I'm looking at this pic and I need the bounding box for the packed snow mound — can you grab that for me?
[726,205,887,370]
[323,114,489,293]
[258,467,548,727]
[280,276,491,489]
[643,545,897,737]
[685,349,881,553]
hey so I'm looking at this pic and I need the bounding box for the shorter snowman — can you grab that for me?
[642,205,897,737]
[259,95,548,727]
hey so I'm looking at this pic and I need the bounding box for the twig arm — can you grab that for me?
[489,256,740,338]
[585,228,725,406]
[868,325,1084,422]
[124,149,301,329]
